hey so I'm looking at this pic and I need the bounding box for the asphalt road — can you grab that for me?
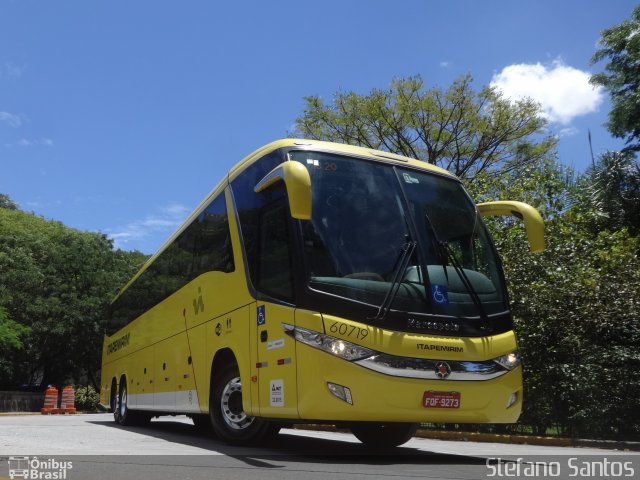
[0,414,638,480]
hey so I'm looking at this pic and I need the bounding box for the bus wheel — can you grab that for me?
[210,364,279,445]
[350,422,418,448]
[110,378,118,422]
[116,376,133,426]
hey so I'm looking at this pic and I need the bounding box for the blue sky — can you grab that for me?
[1,0,635,254]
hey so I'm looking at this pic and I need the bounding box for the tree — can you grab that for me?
[292,75,557,181]
[0,194,19,211]
[0,306,30,381]
[577,150,640,235]
[0,207,146,389]
[591,5,640,152]
[473,161,640,438]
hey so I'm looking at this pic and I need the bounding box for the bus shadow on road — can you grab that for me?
[89,417,486,467]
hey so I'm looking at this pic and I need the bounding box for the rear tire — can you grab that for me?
[110,378,118,421]
[210,364,279,445]
[115,376,149,426]
[350,422,418,448]
[115,376,133,425]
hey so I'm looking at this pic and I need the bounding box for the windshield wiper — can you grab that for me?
[438,239,491,331]
[370,239,417,321]
[421,205,491,331]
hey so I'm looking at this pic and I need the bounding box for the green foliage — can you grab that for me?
[0,205,147,388]
[0,306,29,350]
[474,160,640,438]
[575,151,640,235]
[0,306,31,381]
[293,74,557,181]
[74,385,101,412]
[0,194,19,211]
[591,5,640,151]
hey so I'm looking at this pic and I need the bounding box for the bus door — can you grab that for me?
[254,302,298,417]
[251,188,299,417]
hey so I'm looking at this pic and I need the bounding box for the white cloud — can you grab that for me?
[558,127,579,137]
[3,137,53,148]
[0,111,22,127]
[4,62,26,79]
[106,203,191,250]
[490,59,604,125]
[164,203,190,217]
[439,61,450,68]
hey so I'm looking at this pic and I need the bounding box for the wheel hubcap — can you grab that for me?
[119,387,127,418]
[220,376,254,430]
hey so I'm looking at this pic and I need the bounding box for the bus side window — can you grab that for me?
[256,198,294,301]
[192,194,234,276]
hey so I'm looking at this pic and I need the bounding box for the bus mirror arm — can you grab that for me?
[476,201,545,253]
[254,161,312,220]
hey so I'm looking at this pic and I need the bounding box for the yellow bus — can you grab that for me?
[100,139,544,447]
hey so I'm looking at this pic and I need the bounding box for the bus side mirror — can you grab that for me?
[254,161,312,220]
[477,201,545,253]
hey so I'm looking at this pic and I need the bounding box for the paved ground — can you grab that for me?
[0,414,637,479]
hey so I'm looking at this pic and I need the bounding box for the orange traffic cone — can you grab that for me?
[41,386,60,414]
[60,385,77,414]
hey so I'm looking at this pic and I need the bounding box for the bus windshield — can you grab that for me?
[289,150,508,325]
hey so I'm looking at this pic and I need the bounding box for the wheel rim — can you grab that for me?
[220,376,254,430]
[119,386,127,419]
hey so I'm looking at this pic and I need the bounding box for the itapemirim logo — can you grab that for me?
[7,457,73,480]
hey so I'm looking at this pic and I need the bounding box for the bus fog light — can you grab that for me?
[327,382,353,405]
[506,392,518,409]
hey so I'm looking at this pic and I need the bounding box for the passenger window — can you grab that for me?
[192,194,234,275]
[108,192,234,334]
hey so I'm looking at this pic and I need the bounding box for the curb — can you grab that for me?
[0,412,41,416]
[414,429,572,447]
[292,425,640,451]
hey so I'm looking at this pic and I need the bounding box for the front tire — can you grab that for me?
[350,422,418,448]
[210,364,279,445]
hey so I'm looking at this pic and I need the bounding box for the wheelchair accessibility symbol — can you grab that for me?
[257,305,266,326]
[431,284,449,305]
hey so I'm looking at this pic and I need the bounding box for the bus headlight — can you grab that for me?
[283,324,375,361]
[493,350,521,370]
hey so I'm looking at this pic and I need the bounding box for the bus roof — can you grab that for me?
[111,139,457,304]
[228,138,455,182]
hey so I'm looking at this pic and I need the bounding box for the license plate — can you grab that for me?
[423,391,461,408]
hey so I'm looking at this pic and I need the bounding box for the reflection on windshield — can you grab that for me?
[289,151,507,320]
